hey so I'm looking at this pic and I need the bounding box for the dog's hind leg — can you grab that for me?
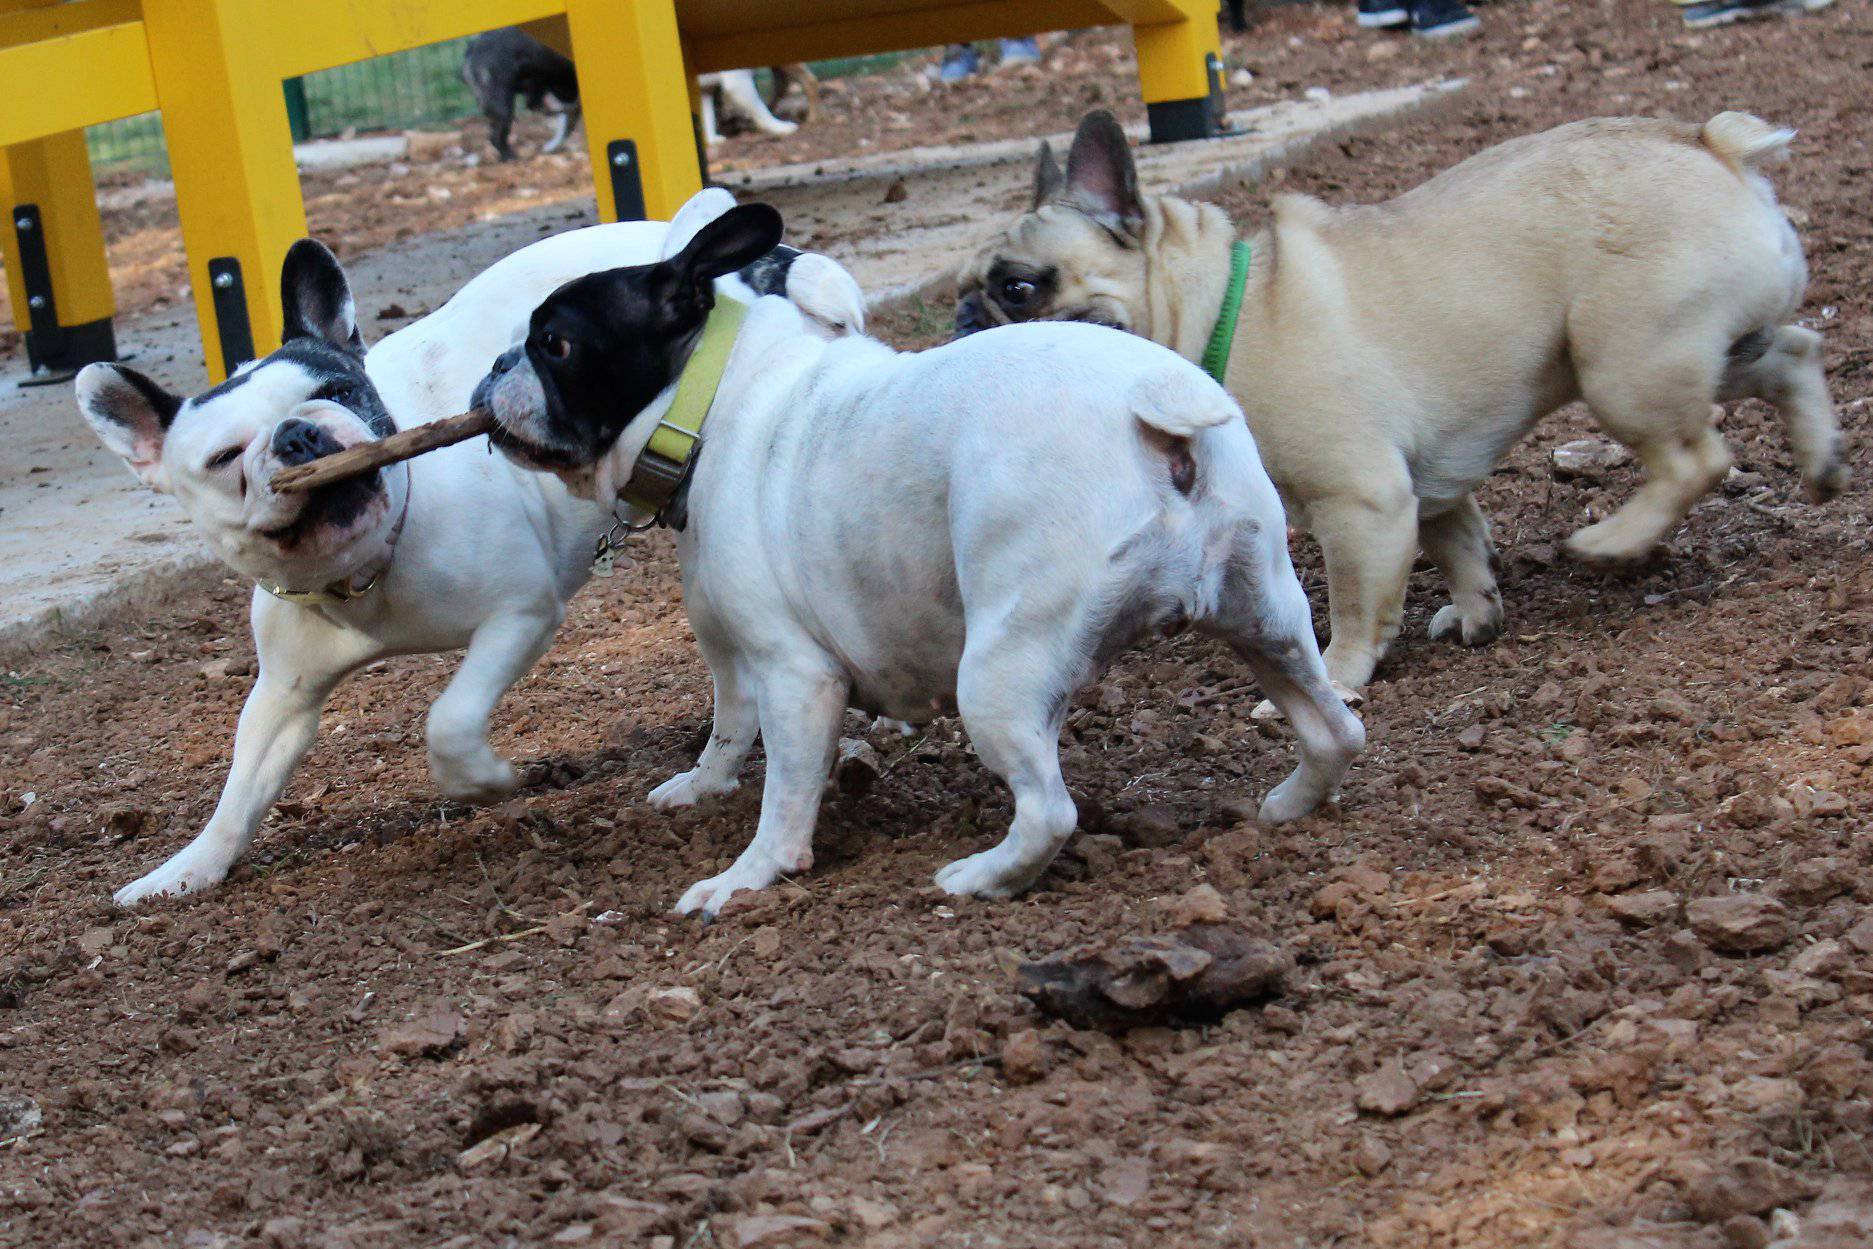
[1719,325,1847,501]
[674,661,847,917]
[1568,349,1732,563]
[650,650,757,809]
[936,635,1080,899]
[114,600,373,906]
[718,69,797,137]
[1207,524,1366,822]
[1422,494,1504,647]
[426,609,560,803]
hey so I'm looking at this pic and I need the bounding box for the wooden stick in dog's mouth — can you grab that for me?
[269,409,497,493]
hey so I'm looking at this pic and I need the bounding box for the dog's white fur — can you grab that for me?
[699,70,798,146]
[76,191,863,906]
[494,290,1365,917]
[959,112,1846,698]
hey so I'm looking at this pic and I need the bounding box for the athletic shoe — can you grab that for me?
[1681,0,1828,26]
[1411,0,1481,37]
[1357,0,1411,27]
[937,44,980,82]
[998,36,1042,66]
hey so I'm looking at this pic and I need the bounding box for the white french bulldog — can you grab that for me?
[75,190,864,907]
[475,203,1366,918]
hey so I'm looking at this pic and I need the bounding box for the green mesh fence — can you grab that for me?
[83,41,915,179]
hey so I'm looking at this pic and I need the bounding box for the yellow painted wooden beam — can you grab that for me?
[143,0,308,381]
[567,0,701,222]
[0,131,115,332]
[686,0,1113,73]
[516,13,572,58]
[269,0,565,79]
[1089,0,1195,25]
[0,1,156,146]
[1131,6,1219,104]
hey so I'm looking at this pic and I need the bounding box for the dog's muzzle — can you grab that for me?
[952,291,996,340]
[270,417,344,467]
[471,346,523,414]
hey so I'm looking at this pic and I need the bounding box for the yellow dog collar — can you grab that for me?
[619,297,748,521]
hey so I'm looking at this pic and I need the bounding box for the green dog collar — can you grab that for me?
[1199,239,1252,386]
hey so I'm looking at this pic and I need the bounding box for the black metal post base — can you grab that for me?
[20,317,117,387]
[1145,53,1228,143]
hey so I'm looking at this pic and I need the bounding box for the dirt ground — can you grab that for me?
[4,2,1873,1246]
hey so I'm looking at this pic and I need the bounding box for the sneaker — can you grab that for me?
[1411,0,1481,37]
[937,44,980,82]
[1680,0,1822,26]
[998,36,1042,66]
[1357,0,1411,27]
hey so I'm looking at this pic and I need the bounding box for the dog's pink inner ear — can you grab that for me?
[78,364,178,482]
[1032,140,1066,207]
[1061,109,1144,236]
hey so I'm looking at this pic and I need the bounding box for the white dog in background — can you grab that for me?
[75,190,862,906]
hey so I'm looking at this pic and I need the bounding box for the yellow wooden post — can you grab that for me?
[565,0,702,223]
[0,130,118,376]
[1120,0,1227,142]
[141,0,306,381]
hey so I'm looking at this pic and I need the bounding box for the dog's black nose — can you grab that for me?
[270,417,340,466]
[952,292,989,340]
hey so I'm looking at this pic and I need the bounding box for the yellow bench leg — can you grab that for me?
[142,0,307,382]
[0,132,118,377]
[1133,3,1227,143]
[566,0,703,223]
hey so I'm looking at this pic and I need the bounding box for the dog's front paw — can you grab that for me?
[114,854,226,908]
[934,848,1035,900]
[1428,601,1504,647]
[432,752,521,804]
[1257,774,1330,824]
[674,850,801,918]
[1563,519,1656,566]
[648,770,738,810]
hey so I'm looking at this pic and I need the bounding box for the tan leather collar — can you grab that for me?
[259,465,411,608]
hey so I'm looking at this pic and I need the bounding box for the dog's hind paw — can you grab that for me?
[114,855,226,907]
[934,848,1034,899]
[649,770,738,810]
[432,753,520,804]
[1428,601,1504,647]
[675,856,790,918]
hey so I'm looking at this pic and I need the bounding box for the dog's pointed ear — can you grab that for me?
[1032,140,1065,207]
[669,203,786,304]
[663,187,739,260]
[1061,110,1144,239]
[280,239,362,352]
[75,363,181,488]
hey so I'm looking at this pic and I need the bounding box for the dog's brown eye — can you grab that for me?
[1001,278,1037,307]
[540,330,573,361]
[207,445,244,470]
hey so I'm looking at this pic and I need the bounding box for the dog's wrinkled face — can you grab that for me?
[955,109,1149,339]
[75,240,401,586]
[473,203,784,498]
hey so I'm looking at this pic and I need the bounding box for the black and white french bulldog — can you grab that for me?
[461,28,581,161]
[474,203,1365,918]
[76,190,864,907]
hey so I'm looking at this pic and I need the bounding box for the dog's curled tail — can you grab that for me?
[1128,365,1238,439]
[1700,112,1795,173]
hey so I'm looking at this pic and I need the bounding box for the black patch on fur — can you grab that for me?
[737,244,801,298]
[194,338,396,439]
[101,366,182,432]
[485,203,783,469]
[1728,329,1773,368]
